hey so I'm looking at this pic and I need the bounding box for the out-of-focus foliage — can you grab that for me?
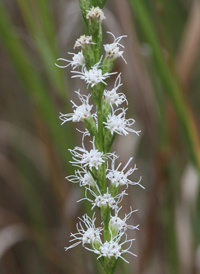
[0,0,200,274]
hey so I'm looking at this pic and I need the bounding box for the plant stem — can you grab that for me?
[97,98,103,151]
[97,97,107,192]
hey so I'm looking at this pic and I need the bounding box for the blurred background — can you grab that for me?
[1,0,200,273]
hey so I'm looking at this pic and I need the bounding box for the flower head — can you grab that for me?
[65,214,102,251]
[104,32,127,63]
[83,187,128,211]
[104,73,127,107]
[74,35,94,49]
[106,156,144,189]
[104,107,141,136]
[59,90,93,124]
[109,207,139,233]
[69,139,105,169]
[94,232,137,263]
[55,51,85,70]
[66,169,96,187]
[86,7,106,22]
[71,60,116,88]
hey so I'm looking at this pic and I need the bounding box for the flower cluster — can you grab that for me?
[86,6,106,22]
[71,61,116,88]
[56,3,143,273]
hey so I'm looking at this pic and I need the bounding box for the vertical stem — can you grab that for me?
[103,222,110,242]
[97,98,107,193]
[102,205,110,242]
[97,99,103,151]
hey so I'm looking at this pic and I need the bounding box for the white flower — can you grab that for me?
[109,207,139,233]
[104,32,127,63]
[104,107,141,136]
[98,239,122,259]
[71,60,116,88]
[66,169,96,187]
[106,156,144,188]
[82,187,127,211]
[69,139,105,169]
[74,35,94,49]
[65,214,102,251]
[104,73,127,106]
[93,233,137,263]
[86,7,106,22]
[55,51,85,70]
[59,90,93,124]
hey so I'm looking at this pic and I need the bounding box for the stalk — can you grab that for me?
[97,97,104,152]
[55,1,143,274]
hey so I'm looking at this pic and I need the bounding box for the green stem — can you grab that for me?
[97,99,103,151]
[103,223,110,242]
[97,98,107,193]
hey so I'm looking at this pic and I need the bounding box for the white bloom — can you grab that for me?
[104,73,127,106]
[106,156,144,188]
[94,233,137,263]
[104,32,127,63]
[98,240,122,259]
[109,207,139,232]
[66,169,96,187]
[59,90,93,124]
[69,139,105,169]
[74,35,94,49]
[104,107,141,136]
[86,7,106,22]
[93,190,118,210]
[82,187,127,211]
[71,60,116,88]
[55,51,85,70]
[65,214,102,251]
[81,172,96,186]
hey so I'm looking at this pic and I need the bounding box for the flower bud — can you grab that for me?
[83,115,98,139]
[74,35,95,68]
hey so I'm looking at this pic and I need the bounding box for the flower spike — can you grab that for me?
[55,1,143,270]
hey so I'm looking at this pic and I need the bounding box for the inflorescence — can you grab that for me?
[56,2,144,273]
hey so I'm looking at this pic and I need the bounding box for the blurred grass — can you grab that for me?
[129,0,200,171]
[0,1,75,171]
[0,0,200,274]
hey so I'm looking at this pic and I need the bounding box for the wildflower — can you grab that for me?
[104,73,127,106]
[74,35,94,49]
[55,0,143,269]
[86,7,106,22]
[69,139,105,169]
[106,156,144,188]
[109,207,139,233]
[71,60,117,88]
[104,32,127,63]
[93,232,137,263]
[65,214,102,251]
[82,187,128,211]
[59,90,93,124]
[55,51,85,70]
[104,107,141,136]
[66,169,96,187]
